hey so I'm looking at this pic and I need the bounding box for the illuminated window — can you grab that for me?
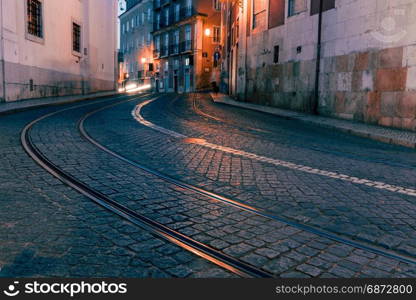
[213,26,221,43]
[213,0,221,11]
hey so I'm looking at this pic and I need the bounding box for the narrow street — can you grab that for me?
[1,93,416,278]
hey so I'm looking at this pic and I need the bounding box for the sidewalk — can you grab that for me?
[210,93,416,149]
[0,90,120,115]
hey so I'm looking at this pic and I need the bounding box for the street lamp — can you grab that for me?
[204,28,211,37]
[141,57,147,64]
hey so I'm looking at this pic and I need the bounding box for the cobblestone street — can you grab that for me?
[1,93,416,278]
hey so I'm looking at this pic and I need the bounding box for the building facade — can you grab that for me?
[0,0,118,102]
[221,0,416,131]
[152,0,222,93]
[119,0,155,88]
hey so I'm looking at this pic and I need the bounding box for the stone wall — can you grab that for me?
[244,45,416,131]
[320,46,416,131]
[2,61,114,102]
[230,0,416,132]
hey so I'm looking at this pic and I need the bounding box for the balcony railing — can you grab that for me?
[169,43,179,55]
[180,6,195,19]
[154,6,197,31]
[160,46,168,57]
[153,40,192,59]
[180,40,193,53]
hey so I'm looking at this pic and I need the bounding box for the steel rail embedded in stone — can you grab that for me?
[128,96,416,264]
[76,97,416,267]
[21,97,272,279]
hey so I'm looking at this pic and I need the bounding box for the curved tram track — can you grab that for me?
[20,94,416,278]
[79,98,416,267]
[21,95,272,278]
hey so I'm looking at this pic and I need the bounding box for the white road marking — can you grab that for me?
[133,99,416,198]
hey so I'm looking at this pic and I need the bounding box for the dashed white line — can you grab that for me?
[133,98,416,198]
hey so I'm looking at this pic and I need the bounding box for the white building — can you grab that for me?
[0,0,118,102]
[119,0,155,88]
[221,0,416,131]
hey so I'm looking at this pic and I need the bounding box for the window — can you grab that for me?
[288,0,306,17]
[213,0,221,11]
[164,33,169,47]
[185,0,192,17]
[213,26,221,43]
[185,25,192,41]
[148,8,152,21]
[155,13,160,30]
[184,24,192,51]
[155,35,160,52]
[310,0,335,15]
[273,45,279,63]
[27,0,43,38]
[253,0,267,30]
[174,4,180,22]
[164,8,169,26]
[72,22,81,54]
[269,0,285,28]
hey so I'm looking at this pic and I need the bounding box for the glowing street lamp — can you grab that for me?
[204,28,211,37]
[141,57,147,64]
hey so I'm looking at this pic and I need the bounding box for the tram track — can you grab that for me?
[189,93,416,171]
[78,97,416,268]
[21,95,273,279]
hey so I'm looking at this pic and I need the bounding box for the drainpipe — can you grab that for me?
[243,1,248,102]
[0,0,6,102]
[313,0,324,114]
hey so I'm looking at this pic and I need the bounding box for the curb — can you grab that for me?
[0,91,122,116]
[210,93,416,150]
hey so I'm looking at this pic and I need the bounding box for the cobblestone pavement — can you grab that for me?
[2,93,416,278]
[5,93,412,278]
[83,94,416,261]
[0,97,234,278]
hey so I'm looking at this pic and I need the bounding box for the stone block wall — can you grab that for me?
[2,61,114,102]
[234,0,416,132]
[319,46,416,131]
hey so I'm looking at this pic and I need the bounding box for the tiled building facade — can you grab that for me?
[152,0,221,92]
[220,0,416,131]
[120,0,155,87]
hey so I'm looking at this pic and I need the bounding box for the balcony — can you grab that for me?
[160,46,168,57]
[180,40,193,53]
[169,43,179,55]
[161,0,170,6]
[153,49,160,59]
[180,6,196,19]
